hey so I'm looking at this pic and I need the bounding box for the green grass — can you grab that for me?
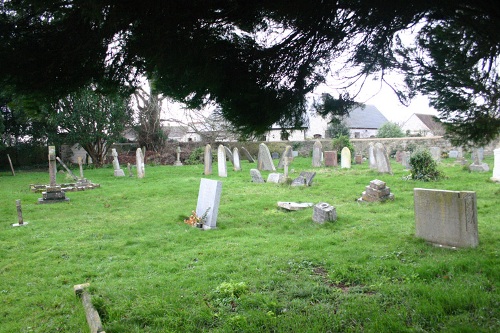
[0,157,499,332]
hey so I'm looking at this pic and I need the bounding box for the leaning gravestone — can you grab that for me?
[267,173,285,183]
[224,146,234,165]
[277,145,293,169]
[312,202,337,224]
[312,140,323,167]
[374,142,392,174]
[368,143,377,169]
[38,146,70,204]
[324,151,337,167]
[291,171,316,186]
[112,148,125,177]
[250,169,265,183]
[491,147,500,182]
[204,144,213,175]
[258,143,276,171]
[290,175,306,186]
[340,147,351,169]
[430,147,441,162]
[136,148,145,178]
[241,147,255,163]
[414,188,478,248]
[217,145,228,177]
[196,178,223,230]
[56,157,79,181]
[233,147,241,171]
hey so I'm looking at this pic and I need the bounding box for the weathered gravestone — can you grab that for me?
[469,147,489,172]
[324,151,337,167]
[277,146,293,169]
[56,157,79,181]
[491,147,500,182]
[359,179,394,202]
[224,146,234,165]
[271,152,280,160]
[401,151,411,170]
[127,163,133,177]
[241,147,255,163]
[312,140,323,167]
[368,143,377,169]
[250,169,265,183]
[112,148,125,176]
[196,178,223,230]
[291,171,316,186]
[340,147,351,169]
[204,144,213,175]
[471,147,484,163]
[430,147,441,162]
[414,188,478,248]
[217,145,228,177]
[267,173,285,183]
[448,150,459,158]
[354,154,363,164]
[374,142,392,174]
[258,143,276,171]
[395,150,403,163]
[312,202,337,224]
[12,199,28,227]
[136,148,145,178]
[38,146,70,204]
[174,146,183,166]
[233,147,241,171]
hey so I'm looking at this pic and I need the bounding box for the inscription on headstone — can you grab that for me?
[196,179,223,230]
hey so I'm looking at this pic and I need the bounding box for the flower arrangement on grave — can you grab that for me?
[184,207,210,228]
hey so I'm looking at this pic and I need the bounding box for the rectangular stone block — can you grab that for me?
[324,151,337,167]
[43,191,66,200]
[369,179,386,190]
[365,185,391,198]
[196,179,223,229]
[414,188,478,248]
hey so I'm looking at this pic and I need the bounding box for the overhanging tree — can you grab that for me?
[1,1,499,145]
[49,86,133,167]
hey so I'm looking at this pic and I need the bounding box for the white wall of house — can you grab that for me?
[401,115,433,136]
[349,128,378,139]
[180,132,202,142]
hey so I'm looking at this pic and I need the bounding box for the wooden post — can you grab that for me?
[16,200,23,225]
[7,154,15,176]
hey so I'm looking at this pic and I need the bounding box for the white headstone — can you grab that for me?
[204,144,212,175]
[340,147,351,169]
[430,147,441,162]
[217,145,227,177]
[196,179,223,230]
[491,148,500,182]
[374,142,392,174]
[267,173,285,183]
[312,140,322,167]
[136,148,145,178]
[232,147,241,171]
[112,148,125,177]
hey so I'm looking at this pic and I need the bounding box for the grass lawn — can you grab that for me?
[0,156,499,332]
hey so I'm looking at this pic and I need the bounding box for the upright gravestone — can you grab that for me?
[233,147,241,171]
[174,146,183,166]
[196,178,222,230]
[224,146,234,165]
[448,150,459,158]
[312,140,323,167]
[12,199,28,227]
[401,151,411,170]
[354,154,363,164]
[374,142,392,174]
[430,147,441,162]
[204,144,213,175]
[217,145,227,177]
[136,148,145,178]
[112,148,125,176]
[368,143,377,169]
[250,169,265,183]
[127,163,133,177]
[471,147,484,163]
[491,148,500,182]
[395,150,403,163]
[38,146,69,204]
[324,151,337,167]
[258,143,276,171]
[277,145,293,169]
[414,188,478,248]
[340,147,351,169]
[241,147,255,163]
[469,147,489,172]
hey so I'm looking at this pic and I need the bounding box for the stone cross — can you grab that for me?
[204,144,213,175]
[277,145,293,169]
[232,147,241,171]
[112,148,125,176]
[217,145,227,177]
[136,148,145,178]
[312,140,322,167]
[77,156,84,179]
[340,147,351,169]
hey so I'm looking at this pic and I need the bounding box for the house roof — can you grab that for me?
[412,113,444,133]
[344,105,388,129]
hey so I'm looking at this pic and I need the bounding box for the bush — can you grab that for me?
[332,135,354,159]
[377,122,404,138]
[184,146,204,165]
[409,149,445,181]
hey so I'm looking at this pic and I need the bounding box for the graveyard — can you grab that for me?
[1,155,499,332]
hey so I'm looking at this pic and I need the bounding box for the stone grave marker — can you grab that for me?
[136,148,145,178]
[12,199,28,227]
[448,150,459,158]
[354,154,363,164]
[267,173,285,183]
[196,178,223,230]
[312,202,337,224]
[290,175,306,186]
[233,147,241,171]
[224,146,234,165]
[204,144,213,175]
[7,153,15,176]
[312,140,323,167]
[112,148,125,176]
[395,150,403,163]
[414,188,478,248]
[271,152,279,160]
[291,171,316,186]
[491,147,500,182]
[324,151,337,167]
[277,146,293,168]
[250,169,265,183]
[368,143,376,169]
[217,145,228,177]
[469,147,489,172]
[258,143,276,171]
[374,142,392,174]
[277,202,314,211]
[241,147,255,163]
[359,179,394,202]
[430,147,441,162]
[174,146,183,166]
[341,147,351,169]
[401,151,411,170]
[56,157,79,181]
[471,147,484,163]
[78,156,85,179]
[38,146,70,204]
[127,163,133,177]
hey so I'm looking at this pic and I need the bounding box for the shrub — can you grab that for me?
[377,122,404,138]
[332,135,354,159]
[184,146,204,165]
[409,149,445,181]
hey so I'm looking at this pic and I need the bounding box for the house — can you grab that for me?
[401,113,444,137]
[266,126,307,142]
[307,105,388,139]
